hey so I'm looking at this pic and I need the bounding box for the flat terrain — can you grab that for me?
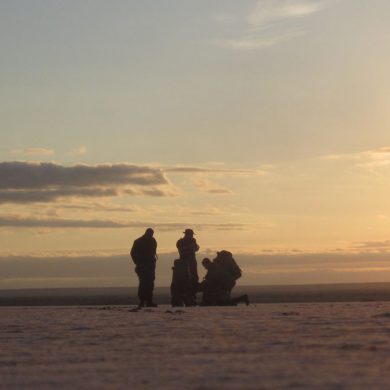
[3,282,390,306]
[1,302,390,389]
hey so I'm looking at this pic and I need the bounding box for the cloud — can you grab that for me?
[0,216,132,229]
[249,0,324,26]
[215,0,329,50]
[0,188,176,204]
[360,147,390,170]
[0,162,167,189]
[0,188,118,204]
[217,31,304,50]
[165,165,267,176]
[154,222,245,232]
[0,161,171,203]
[0,215,245,231]
[166,164,269,195]
[352,240,390,252]
[207,188,233,194]
[3,250,390,289]
[10,148,54,156]
[0,253,137,289]
[0,252,178,289]
[194,178,233,194]
[137,188,178,197]
[166,167,218,173]
[323,146,390,171]
[0,161,265,204]
[60,203,136,213]
[68,146,87,156]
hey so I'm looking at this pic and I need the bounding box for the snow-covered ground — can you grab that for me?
[1,302,390,389]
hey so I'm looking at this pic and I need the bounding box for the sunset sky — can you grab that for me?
[1,0,390,288]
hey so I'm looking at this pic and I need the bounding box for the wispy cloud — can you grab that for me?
[218,31,304,50]
[207,188,233,194]
[10,148,54,156]
[0,187,176,205]
[352,240,390,253]
[359,147,390,170]
[60,202,136,213]
[165,165,269,177]
[0,215,245,231]
[68,146,87,156]
[166,163,269,195]
[215,0,330,50]
[194,178,233,195]
[0,188,118,204]
[249,0,324,26]
[0,216,132,229]
[323,146,390,172]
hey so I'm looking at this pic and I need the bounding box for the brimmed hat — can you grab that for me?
[183,228,195,235]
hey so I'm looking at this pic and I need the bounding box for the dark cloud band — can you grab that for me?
[0,216,245,230]
[0,162,167,189]
[0,162,170,203]
[0,188,118,204]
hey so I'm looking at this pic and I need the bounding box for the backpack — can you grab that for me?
[215,250,242,281]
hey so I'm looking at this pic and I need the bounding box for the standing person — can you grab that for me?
[176,228,199,304]
[130,228,158,308]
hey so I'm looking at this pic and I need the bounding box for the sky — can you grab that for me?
[1,0,390,289]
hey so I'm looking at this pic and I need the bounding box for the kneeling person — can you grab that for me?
[200,252,249,306]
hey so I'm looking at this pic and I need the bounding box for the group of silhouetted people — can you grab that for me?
[130,228,249,308]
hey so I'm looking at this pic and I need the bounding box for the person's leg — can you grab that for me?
[145,266,157,307]
[171,293,184,307]
[229,294,250,306]
[201,291,219,306]
[215,290,249,306]
[137,271,146,307]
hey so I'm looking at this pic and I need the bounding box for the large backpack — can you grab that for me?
[214,250,242,283]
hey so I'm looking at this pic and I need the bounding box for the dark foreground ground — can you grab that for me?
[1,302,390,389]
[2,283,390,306]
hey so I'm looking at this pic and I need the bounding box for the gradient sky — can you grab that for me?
[1,0,390,288]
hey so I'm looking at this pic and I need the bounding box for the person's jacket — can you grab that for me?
[130,235,157,265]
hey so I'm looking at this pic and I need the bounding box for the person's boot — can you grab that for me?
[137,300,145,309]
[146,301,158,307]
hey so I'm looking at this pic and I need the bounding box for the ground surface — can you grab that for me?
[1,302,390,389]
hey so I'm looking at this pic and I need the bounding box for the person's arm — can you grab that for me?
[130,241,139,264]
[194,239,200,252]
[153,239,158,261]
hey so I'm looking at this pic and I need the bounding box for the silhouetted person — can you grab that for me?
[199,258,219,306]
[200,252,249,306]
[130,228,158,308]
[213,250,242,294]
[170,258,196,307]
[176,228,199,303]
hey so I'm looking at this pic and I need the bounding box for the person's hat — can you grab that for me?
[183,228,195,235]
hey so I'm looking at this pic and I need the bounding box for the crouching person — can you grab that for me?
[200,252,249,306]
